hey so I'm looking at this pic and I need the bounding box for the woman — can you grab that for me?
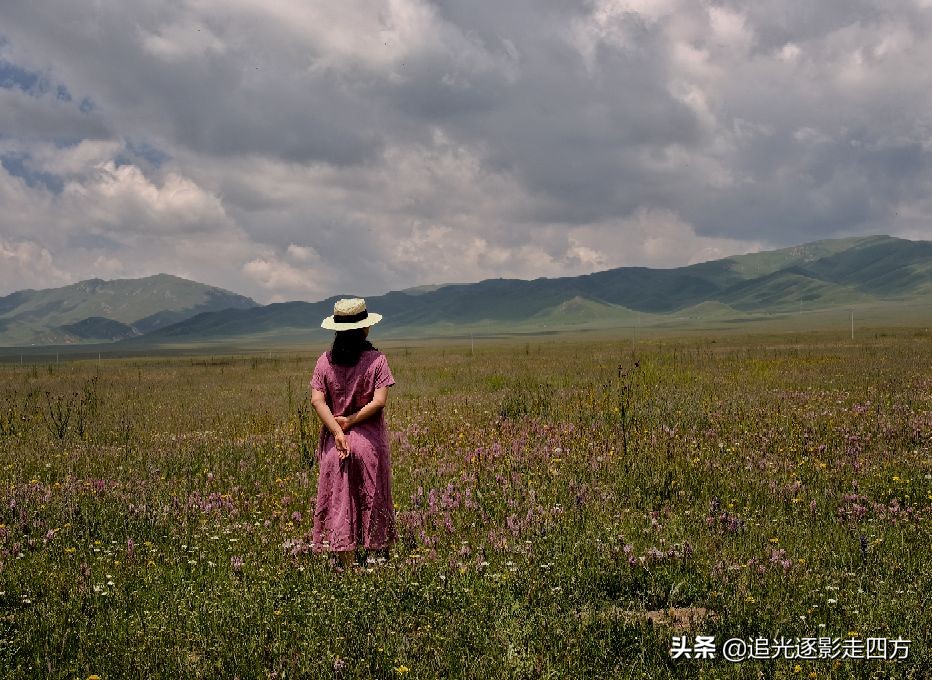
[310,297,397,570]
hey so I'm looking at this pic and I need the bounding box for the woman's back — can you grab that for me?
[311,298,397,559]
[312,349,394,420]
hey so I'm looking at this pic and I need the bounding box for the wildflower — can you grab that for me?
[395,665,410,675]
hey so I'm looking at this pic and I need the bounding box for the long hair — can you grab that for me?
[329,328,375,366]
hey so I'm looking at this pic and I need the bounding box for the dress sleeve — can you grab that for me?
[374,353,396,389]
[311,353,328,392]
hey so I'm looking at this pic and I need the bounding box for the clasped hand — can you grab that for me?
[333,415,356,460]
[333,429,350,460]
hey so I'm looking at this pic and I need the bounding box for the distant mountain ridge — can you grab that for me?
[139,234,932,343]
[1,235,930,347]
[0,274,258,346]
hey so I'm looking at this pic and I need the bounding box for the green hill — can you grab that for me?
[720,236,876,278]
[0,274,258,346]
[717,269,874,311]
[3,234,931,348]
[794,237,932,296]
[132,235,932,345]
[59,316,140,341]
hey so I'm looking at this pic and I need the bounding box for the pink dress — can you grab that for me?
[310,349,397,552]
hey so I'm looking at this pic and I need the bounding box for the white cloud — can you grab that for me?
[92,255,125,275]
[138,19,226,62]
[242,254,327,298]
[708,6,753,53]
[0,237,70,292]
[2,0,932,304]
[285,244,320,263]
[61,162,230,235]
[24,140,124,175]
[779,43,801,62]
[568,208,769,270]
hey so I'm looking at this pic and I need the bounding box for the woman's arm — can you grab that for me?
[311,388,350,459]
[335,386,388,430]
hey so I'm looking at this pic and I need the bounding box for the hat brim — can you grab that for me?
[321,312,382,331]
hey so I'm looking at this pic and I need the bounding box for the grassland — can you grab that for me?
[1,329,930,678]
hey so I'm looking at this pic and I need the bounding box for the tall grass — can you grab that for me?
[0,333,929,678]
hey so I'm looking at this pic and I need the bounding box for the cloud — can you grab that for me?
[0,237,70,292]
[65,161,230,235]
[0,87,109,141]
[0,150,268,296]
[242,257,321,296]
[242,242,331,301]
[1,0,931,303]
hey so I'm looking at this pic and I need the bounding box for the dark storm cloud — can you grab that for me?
[0,1,384,166]
[381,1,703,222]
[1,0,931,302]
[730,0,888,52]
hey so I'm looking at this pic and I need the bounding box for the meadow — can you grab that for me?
[0,330,930,679]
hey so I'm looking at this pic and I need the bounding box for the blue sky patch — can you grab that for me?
[126,140,171,167]
[0,56,94,116]
[0,60,50,96]
[53,137,85,149]
[0,152,65,193]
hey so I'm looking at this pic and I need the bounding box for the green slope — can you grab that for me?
[528,296,635,324]
[718,269,874,311]
[59,316,140,341]
[0,274,257,346]
[6,234,930,348]
[131,235,932,344]
[794,236,932,297]
[667,301,745,319]
[721,236,882,278]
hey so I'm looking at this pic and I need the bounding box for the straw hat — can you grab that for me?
[321,297,383,331]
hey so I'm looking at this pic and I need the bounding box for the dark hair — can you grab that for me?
[329,328,375,366]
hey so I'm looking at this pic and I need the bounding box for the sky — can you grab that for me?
[1,0,931,303]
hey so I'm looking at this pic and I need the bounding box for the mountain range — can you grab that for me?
[1,235,931,348]
[0,274,257,346]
